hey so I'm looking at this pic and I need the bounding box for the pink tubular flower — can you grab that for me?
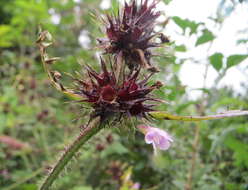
[137,125,173,154]
[132,182,141,189]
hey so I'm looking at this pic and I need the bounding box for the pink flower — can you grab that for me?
[132,182,140,189]
[137,125,173,154]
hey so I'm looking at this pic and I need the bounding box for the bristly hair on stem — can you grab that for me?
[39,117,102,190]
[97,0,170,72]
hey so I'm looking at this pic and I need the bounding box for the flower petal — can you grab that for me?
[157,137,171,150]
[145,131,156,144]
[138,125,173,152]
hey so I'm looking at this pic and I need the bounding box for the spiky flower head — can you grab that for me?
[98,0,169,71]
[73,58,162,121]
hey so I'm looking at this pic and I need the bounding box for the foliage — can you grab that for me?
[0,0,248,190]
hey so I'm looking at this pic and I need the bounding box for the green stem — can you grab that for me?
[39,116,102,190]
[150,110,248,122]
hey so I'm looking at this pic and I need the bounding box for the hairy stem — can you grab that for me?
[150,110,248,121]
[39,117,102,190]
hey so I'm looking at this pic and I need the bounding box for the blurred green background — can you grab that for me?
[0,0,248,190]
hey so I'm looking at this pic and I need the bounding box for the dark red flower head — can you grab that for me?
[98,0,169,71]
[73,58,162,121]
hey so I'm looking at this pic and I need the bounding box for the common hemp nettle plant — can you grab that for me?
[36,0,248,189]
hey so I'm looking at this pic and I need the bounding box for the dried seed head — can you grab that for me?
[71,58,161,121]
[98,0,169,71]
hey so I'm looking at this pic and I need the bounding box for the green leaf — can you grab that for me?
[18,184,37,190]
[226,54,248,68]
[210,124,247,154]
[175,44,187,52]
[225,137,248,167]
[210,126,237,154]
[196,29,215,46]
[163,0,173,4]
[209,53,223,71]
[0,25,14,47]
[237,38,248,44]
[172,16,200,35]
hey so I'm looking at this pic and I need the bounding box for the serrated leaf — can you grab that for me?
[196,29,215,46]
[209,53,223,71]
[226,54,248,68]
